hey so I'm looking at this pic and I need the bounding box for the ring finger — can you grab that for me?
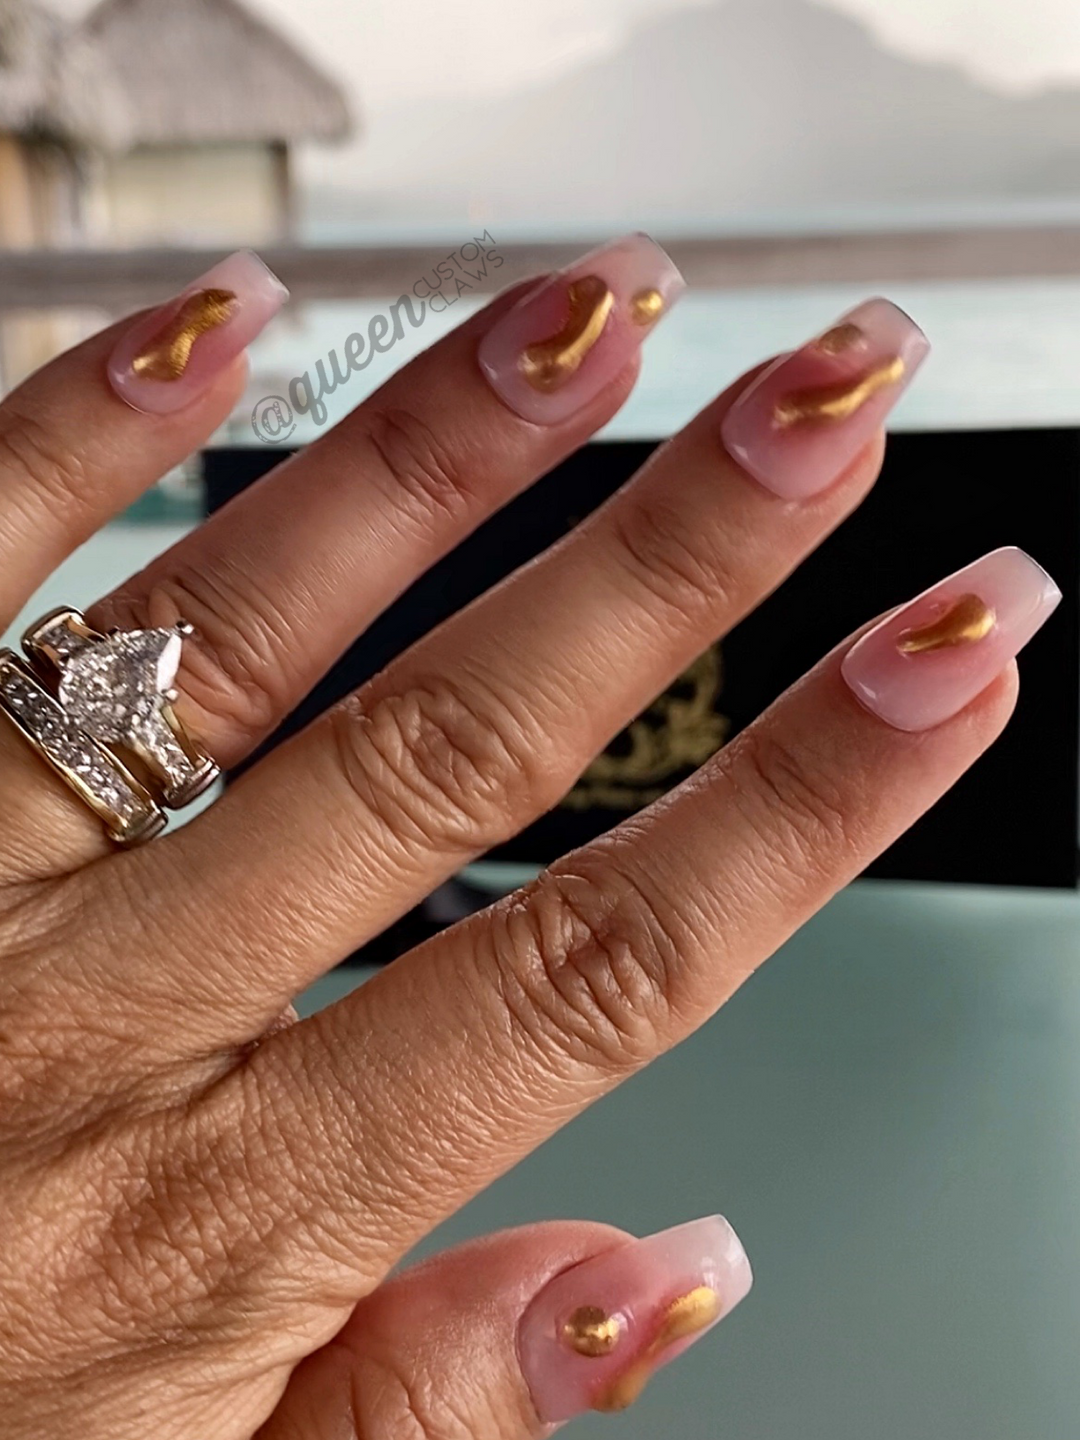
[0,251,280,879]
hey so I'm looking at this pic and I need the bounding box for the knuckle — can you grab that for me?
[608,490,730,628]
[329,676,559,852]
[494,852,685,1072]
[100,564,300,741]
[0,402,92,519]
[361,405,478,536]
[732,724,857,867]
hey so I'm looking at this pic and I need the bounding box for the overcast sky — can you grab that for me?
[50,0,1080,103]
[44,0,1080,218]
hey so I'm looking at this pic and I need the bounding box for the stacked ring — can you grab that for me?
[0,608,218,845]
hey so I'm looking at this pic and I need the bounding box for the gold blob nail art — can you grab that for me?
[630,287,665,325]
[897,593,996,655]
[773,356,905,427]
[519,275,614,392]
[131,287,238,381]
[592,1286,721,1413]
[563,1305,622,1357]
[595,1364,654,1412]
[655,1286,722,1344]
[814,322,865,356]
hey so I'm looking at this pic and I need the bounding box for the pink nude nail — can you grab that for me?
[108,250,288,415]
[841,547,1061,733]
[722,297,930,499]
[518,1216,751,1423]
[478,232,684,425]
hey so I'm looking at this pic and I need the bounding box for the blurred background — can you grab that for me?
[5,2,1080,1437]
[7,0,1080,452]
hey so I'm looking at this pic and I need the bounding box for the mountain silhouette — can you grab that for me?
[319,0,1080,226]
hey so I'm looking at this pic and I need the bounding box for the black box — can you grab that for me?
[206,429,1080,898]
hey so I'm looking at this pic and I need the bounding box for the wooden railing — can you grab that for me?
[4,224,1080,309]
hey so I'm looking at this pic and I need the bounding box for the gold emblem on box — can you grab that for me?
[564,646,729,813]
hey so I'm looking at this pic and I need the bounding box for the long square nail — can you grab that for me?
[478,232,684,425]
[108,250,288,415]
[518,1215,751,1422]
[841,547,1061,732]
[722,298,930,499]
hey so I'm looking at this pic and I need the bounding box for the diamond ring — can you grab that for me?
[0,608,219,845]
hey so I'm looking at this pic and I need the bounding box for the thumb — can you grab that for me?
[256,1216,752,1438]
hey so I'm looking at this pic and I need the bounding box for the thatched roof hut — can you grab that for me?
[80,0,352,149]
[0,0,124,147]
[1,0,351,151]
[1,0,353,386]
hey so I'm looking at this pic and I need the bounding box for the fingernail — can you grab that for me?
[721,297,930,498]
[108,250,288,414]
[518,1216,752,1423]
[478,232,684,425]
[841,547,1061,732]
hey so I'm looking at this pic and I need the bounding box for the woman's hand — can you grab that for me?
[0,237,1058,1439]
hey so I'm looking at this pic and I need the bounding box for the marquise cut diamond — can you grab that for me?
[59,629,182,745]
[1,609,215,844]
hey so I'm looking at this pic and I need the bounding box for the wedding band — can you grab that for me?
[0,608,219,846]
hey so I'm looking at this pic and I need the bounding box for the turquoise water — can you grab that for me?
[238,276,1080,447]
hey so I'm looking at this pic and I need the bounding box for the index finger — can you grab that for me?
[0,250,283,629]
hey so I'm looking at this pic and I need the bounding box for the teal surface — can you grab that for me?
[300,880,1080,1439]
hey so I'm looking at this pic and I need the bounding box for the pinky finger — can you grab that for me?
[256,1217,752,1438]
